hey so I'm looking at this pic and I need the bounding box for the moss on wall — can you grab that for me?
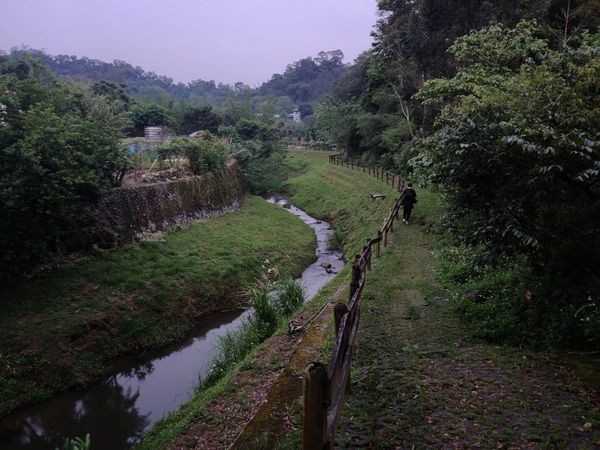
[64,160,245,250]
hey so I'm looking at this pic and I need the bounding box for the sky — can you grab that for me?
[0,0,378,86]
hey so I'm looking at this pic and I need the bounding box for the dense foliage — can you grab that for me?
[316,0,599,168]
[417,23,600,348]
[0,58,129,281]
[313,0,600,348]
[6,47,349,137]
[157,134,228,175]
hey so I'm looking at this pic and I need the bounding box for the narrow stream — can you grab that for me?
[0,199,343,449]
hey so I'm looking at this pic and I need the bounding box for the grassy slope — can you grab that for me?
[278,152,599,448]
[137,151,400,449]
[0,196,315,417]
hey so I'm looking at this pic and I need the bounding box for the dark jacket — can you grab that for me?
[400,187,417,207]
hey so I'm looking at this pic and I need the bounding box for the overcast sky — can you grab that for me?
[0,0,378,86]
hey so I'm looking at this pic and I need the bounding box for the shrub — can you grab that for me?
[273,278,305,317]
[0,59,129,282]
[158,134,228,176]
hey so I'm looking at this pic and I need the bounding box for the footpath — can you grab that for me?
[335,189,599,449]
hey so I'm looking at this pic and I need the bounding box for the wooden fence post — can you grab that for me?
[392,174,395,189]
[363,163,365,173]
[377,231,382,257]
[334,303,351,394]
[365,242,372,270]
[302,363,327,450]
[383,220,389,247]
[351,160,354,170]
[349,256,360,301]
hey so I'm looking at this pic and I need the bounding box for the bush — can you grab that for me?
[157,134,228,175]
[233,141,288,195]
[439,242,600,349]
[273,278,305,317]
[0,59,130,282]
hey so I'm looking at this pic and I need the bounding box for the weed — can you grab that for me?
[328,229,346,251]
[55,434,90,450]
[250,289,279,338]
[201,289,280,388]
[273,278,305,317]
[405,304,421,320]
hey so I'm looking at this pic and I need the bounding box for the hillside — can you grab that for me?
[7,47,348,115]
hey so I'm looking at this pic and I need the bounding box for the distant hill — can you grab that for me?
[7,48,348,115]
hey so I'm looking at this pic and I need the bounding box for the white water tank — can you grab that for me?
[144,127,162,140]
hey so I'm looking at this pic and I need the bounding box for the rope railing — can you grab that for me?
[302,154,404,449]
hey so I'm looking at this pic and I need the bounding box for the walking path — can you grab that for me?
[336,191,599,449]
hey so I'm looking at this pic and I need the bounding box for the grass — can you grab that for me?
[136,151,400,449]
[0,196,316,417]
[270,151,599,449]
[138,150,597,448]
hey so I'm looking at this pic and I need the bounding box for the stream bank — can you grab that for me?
[0,197,343,450]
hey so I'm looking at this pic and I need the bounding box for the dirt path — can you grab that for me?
[336,204,599,449]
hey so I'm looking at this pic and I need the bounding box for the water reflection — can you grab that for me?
[0,309,246,450]
[1,376,150,449]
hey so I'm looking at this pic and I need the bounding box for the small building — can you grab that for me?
[287,110,301,122]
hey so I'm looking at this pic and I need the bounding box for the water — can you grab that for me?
[0,199,343,449]
[267,196,344,301]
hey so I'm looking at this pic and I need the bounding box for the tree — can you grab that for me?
[128,103,171,136]
[158,134,228,175]
[91,80,130,108]
[415,22,600,346]
[0,60,130,281]
[178,105,222,135]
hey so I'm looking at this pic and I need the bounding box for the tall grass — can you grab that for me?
[274,278,305,317]
[328,229,346,251]
[201,280,305,389]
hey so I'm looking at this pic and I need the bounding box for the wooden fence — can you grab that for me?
[302,153,405,449]
[329,153,404,192]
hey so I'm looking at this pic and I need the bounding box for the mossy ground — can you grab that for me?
[0,196,315,417]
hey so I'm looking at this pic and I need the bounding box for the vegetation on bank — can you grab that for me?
[0,196,315,417]
[136,150,398,449]
[201,278,306,388]
[0,58,130,281]
[269,152,598,449]
[309,1,600,350]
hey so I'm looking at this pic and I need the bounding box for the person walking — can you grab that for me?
[399,182,417,224]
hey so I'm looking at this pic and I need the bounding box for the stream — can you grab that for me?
[0,198,344,450]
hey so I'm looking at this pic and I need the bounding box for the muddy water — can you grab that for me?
[0,199,342,449]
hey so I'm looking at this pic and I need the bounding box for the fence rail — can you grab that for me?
[302,153,404,449]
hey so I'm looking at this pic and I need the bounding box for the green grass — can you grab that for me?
[0,196,316,417]
[137,151,403,449]
[273,151,599,449]
[284,150,400,258]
